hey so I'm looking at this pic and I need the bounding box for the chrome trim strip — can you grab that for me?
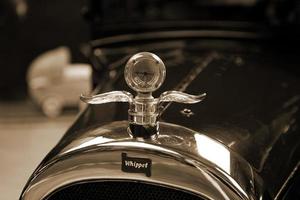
[90,30,262,47]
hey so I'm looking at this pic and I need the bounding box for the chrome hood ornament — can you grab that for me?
[81,52,206,138]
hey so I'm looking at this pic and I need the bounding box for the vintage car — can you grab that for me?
[20,0,299,200]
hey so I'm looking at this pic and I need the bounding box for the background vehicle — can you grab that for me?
[27,47,92,117]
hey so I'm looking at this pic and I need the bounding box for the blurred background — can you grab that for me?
[0,1,89,199]
[1,0,300,199]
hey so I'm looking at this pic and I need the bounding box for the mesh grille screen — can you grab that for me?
[46,181,203,200]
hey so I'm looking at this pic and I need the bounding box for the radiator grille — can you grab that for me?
[46,181,203,200]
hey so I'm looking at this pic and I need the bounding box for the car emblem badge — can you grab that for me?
[121,153,152,177]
